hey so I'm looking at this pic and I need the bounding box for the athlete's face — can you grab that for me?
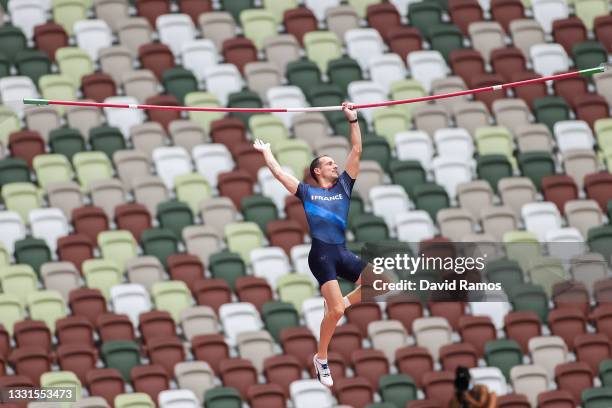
[316,156,339,182]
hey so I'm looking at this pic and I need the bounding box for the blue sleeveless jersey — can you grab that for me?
[295,171,355,244]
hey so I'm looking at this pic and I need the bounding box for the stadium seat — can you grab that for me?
[2,182,41,224]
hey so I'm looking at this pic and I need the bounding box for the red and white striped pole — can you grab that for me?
[23,65,608,112]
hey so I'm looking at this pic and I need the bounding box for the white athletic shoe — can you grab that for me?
[313,354,333,387]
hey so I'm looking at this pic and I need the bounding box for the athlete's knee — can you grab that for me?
[327,303,345,320]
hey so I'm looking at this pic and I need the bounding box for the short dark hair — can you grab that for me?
[309,155,326,181]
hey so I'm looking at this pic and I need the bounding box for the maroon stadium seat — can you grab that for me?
[139,311,177,344]
[335,377,374,408]
[13,320,51,353]
[574,94,609,129]
[395,346,434,388]
[345,302,383,338]
[537,390,575,408]
[449,0,483,35]
[131,364,170,402]
[450,48,486,84]
[178,0,212,24]
[553,17,588,54]
[167,254,205,289]
[574,333,612,374]
[554,361,594,405]
[33,23,68,62]
[439,342,479,372]
[263,354,302,397]
[8,346,51,386]
[423,370,456,407]
[266,220,304,256]
[81,73,117,102]
[85,368,125,406]
[235,276,273,313]
[96,313,136,342]
[458,315,497,358]
[548,307,587,349]
[504,311,542,353]
[219,358,258,399]
[72,206,110,245]
[8,130,45,168]
[511,71,547,109]
[246,383,286,408]
[57,234,95,273]
[191,334,230,374]
[584,172,612,211]
[387,26,422,61]
[135,0,171,27]
[55,315,95,347]
[284,7,318,45]
[491,0,524,32]
[366,2,402,42]
[594,15,612,52]
[329,323,362,363]
[145,336,185,378]
[284,195,309,234]
[218,170,255,210]
[541,175,578,214]
[145,94,182,131]
[69,288,108,326]
[222,37,258,74]
[193,278,233,313]
[351,349,389,391]
[114,203,152,243]
[139,43,175,80]
[280,327,317,369]
[210,117,248,155]
[56,343,98,384]
[490,47,526,81]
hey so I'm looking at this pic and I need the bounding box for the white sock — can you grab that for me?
[316,355,328,364]
[343,296,351,307]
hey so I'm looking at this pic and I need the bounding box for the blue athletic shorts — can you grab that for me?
[308,238,368,287]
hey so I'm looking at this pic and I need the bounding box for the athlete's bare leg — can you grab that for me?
[317,279,346,360]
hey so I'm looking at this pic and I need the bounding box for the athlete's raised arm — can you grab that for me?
[253,139,300,195]
[343,102,362,179]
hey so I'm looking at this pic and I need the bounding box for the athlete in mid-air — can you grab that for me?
[254,102,370,387]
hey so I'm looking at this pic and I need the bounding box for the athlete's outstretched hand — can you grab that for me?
[253,138,271,153]
[342,101,357,122]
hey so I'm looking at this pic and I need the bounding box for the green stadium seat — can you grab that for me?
[277,274,316,313]
[286,58,322,93]
[264,0,298,23]
[174,173,211,215]
[115,393,155,408]
[220,0,254,21]
[0,264,38,305]
[89,126,126,159]
[228,90,263,125]
[412,183,450,220]
[15,50,51,84]
[475,126,514,161]
[249,114,289,146]
[0,107,21,147]
[241,195,279,233]
[72,151,113,191]
[49,128,86,161]
[503,230,541,272]
[0,293,24,336]
[485,259,524,292]
[0,25,27,63]
[98,230,138,271]
[162,67,199,104]
[349,0,383,17]
[595,119,612,154]
[328,57,363,96]
[574,0,608,30]
[599,360,612,387]
[27,290,66,334]
[209,251,246,290]
[533,96,570,131]
[390,160,427,197]
[14,237,51,275]
[517,151,555,191]
[240,9,278,49]
[101,340,141,381]
[373,107,411,149]
[2,182,41,223]
[224,222,265,264]
[362,135,392,173]
[572,40,608,71]
[39,371,80,407]
[351,214,389,242]
[262,301,300,341]
[307,84,344,113]
[332,114,369,139]
[582,387,612,408]
[55,47,94,87]
[52,0,87,35]
[39,74,77,113]
[303,31,342,72]
[477,155,513,193]
[379,374,418,408]
[390,79,427,117]
[204,387,242,408]
[526,256,567,297]
[509,283,549,323]
[348,193,366,228]
[152,280,193,322]
[484,339,523,380]
[185,92,225,132]
[587,225,612,267]
[14,237,51,274]
[83,259,122,299]
[340,278,357,296]
[275,139,313,180]
[141,228,180,268]
[428,24,464,61]
[408,2,444,36]
[32,154,73,189]
[157,200,194,239]
[0,158,30,187]
[0,52,10,78]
